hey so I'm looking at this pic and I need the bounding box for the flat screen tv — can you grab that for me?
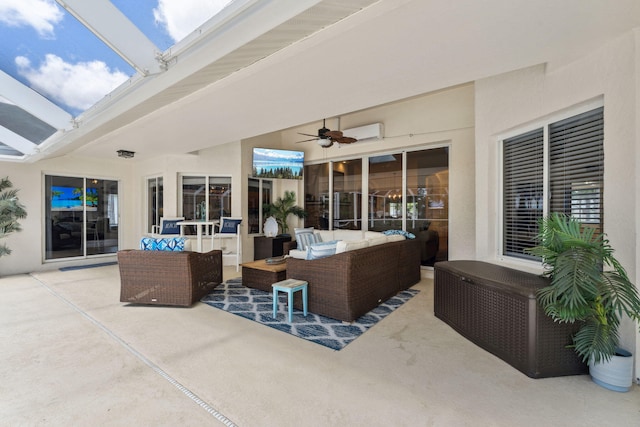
[252,148,304,180]
[51,186,98,211]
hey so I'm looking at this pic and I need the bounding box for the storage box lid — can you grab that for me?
[434,260,549,299]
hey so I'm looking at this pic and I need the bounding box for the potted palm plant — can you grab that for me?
[263,190,307,236]
[0,177,27,259]
[528,213,640,391]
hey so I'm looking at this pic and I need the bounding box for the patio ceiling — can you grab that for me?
[2,0,640,163]
[0,0,377,162]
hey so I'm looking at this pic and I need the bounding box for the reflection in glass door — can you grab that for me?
[45,175,119,260]
[303,163,330,229]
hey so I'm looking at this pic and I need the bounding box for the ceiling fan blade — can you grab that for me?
[298,132,318,137]
[296,137,319,143]
[324,130,343,139]
[336,137,357,144]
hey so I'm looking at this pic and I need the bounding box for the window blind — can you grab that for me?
[503,128,544,259]
[549,107,604,234]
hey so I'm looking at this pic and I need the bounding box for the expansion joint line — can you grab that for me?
[30,274,237,427]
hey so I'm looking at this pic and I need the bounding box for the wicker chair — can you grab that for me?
[118,249,222,307]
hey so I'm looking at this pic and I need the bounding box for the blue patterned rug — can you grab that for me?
[201,278,419,350]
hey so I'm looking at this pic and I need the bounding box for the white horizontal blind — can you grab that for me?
[549,107,604,234]
[503,128,544,259]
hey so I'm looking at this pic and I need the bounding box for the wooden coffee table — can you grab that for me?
[241,259,287,292]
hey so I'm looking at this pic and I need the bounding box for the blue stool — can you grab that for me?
[272,278,308,322]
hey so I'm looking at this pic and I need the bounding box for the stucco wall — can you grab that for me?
[475,31,638,373]
[0,156,133,276]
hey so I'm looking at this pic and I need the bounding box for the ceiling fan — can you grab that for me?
[296,119,357,148]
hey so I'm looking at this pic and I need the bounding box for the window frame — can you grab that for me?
[498,100,604,263]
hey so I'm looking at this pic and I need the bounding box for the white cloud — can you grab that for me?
[0,0,63,38]
[16,54,129,112]
[153,0,232,42]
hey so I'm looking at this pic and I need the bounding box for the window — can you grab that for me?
[147,176,163,234]
[502,107,604,260]
[247,178,272,234]
[180,176,232,234]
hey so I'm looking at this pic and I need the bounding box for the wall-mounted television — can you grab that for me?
[252,148,304,180]
[51,186,98,211]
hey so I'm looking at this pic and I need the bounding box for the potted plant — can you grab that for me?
[263,190,307,236]
[528,213,640,391]
[0,177,27,258]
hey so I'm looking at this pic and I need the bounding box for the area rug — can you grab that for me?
[201,278,419,350]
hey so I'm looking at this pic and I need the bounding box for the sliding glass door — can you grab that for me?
[45,175,119,260]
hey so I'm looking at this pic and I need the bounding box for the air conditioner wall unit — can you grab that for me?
[342,123,383,141]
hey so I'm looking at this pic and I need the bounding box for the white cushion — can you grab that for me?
[288,249,307,259]
[385,234,406,242]
[367,235,388,247]
[333,229,365,241]
[317,230,335,242]
[364,231,385,239]
[335,239,369,254]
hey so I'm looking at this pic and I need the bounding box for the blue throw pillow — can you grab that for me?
[159,218,182,234]
[382,229,416,239]
[219,218,242,234]
[306,240,338,260]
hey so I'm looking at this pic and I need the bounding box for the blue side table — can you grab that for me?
[272,278,308,322]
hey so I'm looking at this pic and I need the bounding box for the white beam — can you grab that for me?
[56,0,163,75]
[0,71,73,130]
[0,126,37,155]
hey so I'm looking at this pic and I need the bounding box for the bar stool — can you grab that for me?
[272,278,308,322]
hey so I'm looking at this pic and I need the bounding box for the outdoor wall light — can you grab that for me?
[117,150,135,159]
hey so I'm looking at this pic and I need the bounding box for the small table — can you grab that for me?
[272,278,308,322]
[253,235,292,259]
[241,259,287,292]
[177,220,218,252]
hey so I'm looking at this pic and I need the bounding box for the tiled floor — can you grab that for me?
[1,265,639,426]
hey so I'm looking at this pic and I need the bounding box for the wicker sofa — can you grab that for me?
[118,249,222,307]
[281,230,421,322]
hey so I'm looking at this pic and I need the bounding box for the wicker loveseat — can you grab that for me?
[118,249,222,307]
[282,231,421,322]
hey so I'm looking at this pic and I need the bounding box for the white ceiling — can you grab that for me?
[18,0,640,162]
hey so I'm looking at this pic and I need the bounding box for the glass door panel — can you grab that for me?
[46,175,85,259]
[303,163,330,229]
[368,153,403,231]
[86,178,119,256]
[333,159,362,230]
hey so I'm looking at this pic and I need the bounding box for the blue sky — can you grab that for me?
[0,0,232,116]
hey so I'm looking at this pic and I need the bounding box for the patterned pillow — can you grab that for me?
[382,229,416,239]
[140,237,187,251]
[306,240,338,260]
[294,227,321,251]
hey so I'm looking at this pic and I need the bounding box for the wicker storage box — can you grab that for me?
[434,260,587,378]
[118,249,222,307]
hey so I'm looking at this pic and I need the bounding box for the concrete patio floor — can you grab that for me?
[1,264,639,426]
